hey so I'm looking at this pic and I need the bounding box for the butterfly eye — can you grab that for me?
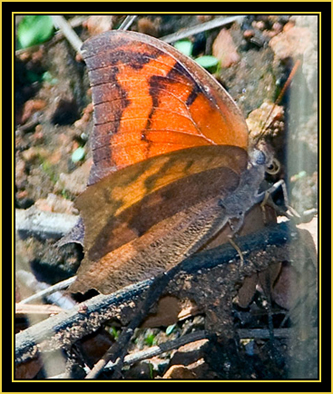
[253,149,267,165]
[266,158,280,175]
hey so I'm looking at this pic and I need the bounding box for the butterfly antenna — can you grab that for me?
[254,59,301,142]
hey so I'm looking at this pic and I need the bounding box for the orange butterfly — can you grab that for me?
[69,30,275,295]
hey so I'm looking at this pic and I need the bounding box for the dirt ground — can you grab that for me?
[15,14,318,380]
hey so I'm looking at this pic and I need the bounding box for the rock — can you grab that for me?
[162,364,198,379]
[83,16,114,36]
[34,193,76,215]
[212,28,240,68]
[21,99,46,124]
[269,25,312,60]
[55,158,92,196]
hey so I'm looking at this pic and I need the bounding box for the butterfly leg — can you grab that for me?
[256,180,286,224]
[255,179,284,205]
[256,180,302,223]
[258,188,274,225]
[228,236,244,266]
[227,214,245,266]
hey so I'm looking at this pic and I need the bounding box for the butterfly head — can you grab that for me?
[249,140,280,175]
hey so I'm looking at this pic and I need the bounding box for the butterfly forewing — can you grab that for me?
[81,30,249,184]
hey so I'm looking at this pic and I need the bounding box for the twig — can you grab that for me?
[85,267,182,379]
[51,15,83,54]
[47,330,208,379]
[106,330,208,371]
[15,16,88,57]
[160,15,246,43]
[16,303,63,316]
[118,15,137,31]
[15,221,296,366]
[106,326,319,370]
[86,212,293,379]
[15,116,41,134]
[16,207,79,240]
[47,326,311,379]
[15,279,152,365]
[16,270,76,310]
[237,328,316,339]
[18,276,76,305]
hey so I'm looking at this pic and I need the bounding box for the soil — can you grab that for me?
[14,14,318,380]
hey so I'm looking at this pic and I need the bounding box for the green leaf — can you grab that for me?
[148,362,154,379]
[291,170,307,181]
[109,326,120,340]
[144,333,156,347]
[166,324,176,335]
[71,147,85,163]
[195,55,219,71]
[17,15,54,49]
[174,40,193,57]
[42,71,58,85]
[26,70,42,83]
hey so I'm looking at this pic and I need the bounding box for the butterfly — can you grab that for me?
[68,30,276,295]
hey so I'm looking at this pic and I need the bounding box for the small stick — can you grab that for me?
[237,327,317,339]
[15,222,299,367]
[106,330,208,371]
[16,303,63,316]
[85,267,184,379]
[15,16,88,57]
[254,59,301,141]
[161,15,245,43]
[275,59,302,106]
[118,15,137,31]
[114,326,317,366]
[48,327,311,378]
[84,221,294,379]
[51,15,83,54]
[18,276,76,305]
